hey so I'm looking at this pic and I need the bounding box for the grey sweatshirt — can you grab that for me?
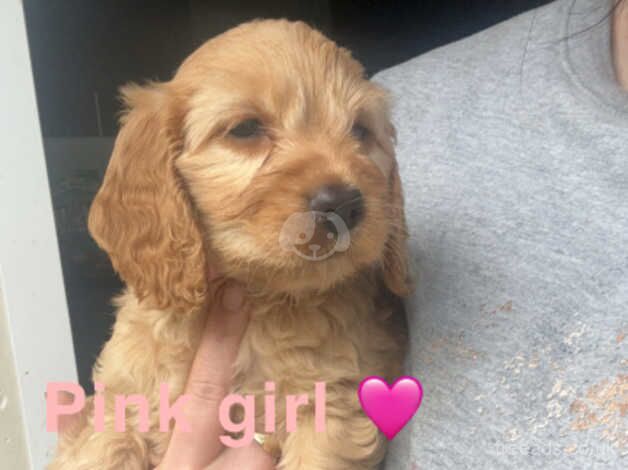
[374,0,628,468]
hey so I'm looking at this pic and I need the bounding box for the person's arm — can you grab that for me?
[613,0,628,89]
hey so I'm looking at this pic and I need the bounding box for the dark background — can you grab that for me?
[24,0,551,392]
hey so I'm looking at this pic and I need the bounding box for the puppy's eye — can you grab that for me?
[351,123,370,142]
[229,119,263,138]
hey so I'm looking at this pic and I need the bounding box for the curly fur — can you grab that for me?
[49,19,410,470]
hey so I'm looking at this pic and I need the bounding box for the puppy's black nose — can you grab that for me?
[308,184,364,230]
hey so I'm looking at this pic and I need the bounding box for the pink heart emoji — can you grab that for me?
[358,376,423,440]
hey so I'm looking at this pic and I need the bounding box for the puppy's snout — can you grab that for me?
[308,184,364,230]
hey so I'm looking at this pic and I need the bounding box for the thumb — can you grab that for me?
[56,392,90,437]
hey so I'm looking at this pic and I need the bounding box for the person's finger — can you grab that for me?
[56,392,90,437]
[205,444,276,470]
[158,281,248,469]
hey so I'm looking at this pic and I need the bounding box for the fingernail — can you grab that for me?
[222,283,245,312]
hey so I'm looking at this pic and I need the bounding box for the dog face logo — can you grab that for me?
[279,211,351,261]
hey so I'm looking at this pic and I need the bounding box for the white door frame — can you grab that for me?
[0,1,77,468]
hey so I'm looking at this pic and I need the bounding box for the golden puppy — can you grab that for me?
[50,19,410,470]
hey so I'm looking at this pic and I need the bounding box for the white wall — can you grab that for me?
[0,287,30,469]
[0,1,78,468]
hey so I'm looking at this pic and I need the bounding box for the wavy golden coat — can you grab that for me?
[50,19,410,470]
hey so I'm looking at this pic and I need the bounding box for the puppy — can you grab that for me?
[50,19,410,470]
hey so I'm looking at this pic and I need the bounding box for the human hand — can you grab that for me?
[156,282,275,470]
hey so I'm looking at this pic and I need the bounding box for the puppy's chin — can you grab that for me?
[212,234,386,296]
[232,255,369,295]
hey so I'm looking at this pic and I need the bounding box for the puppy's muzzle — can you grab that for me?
[308,184,364,231]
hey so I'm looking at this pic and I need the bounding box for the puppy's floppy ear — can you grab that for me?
[88,83,208,312]
[372,107,412,297]
[382,154,412,297]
